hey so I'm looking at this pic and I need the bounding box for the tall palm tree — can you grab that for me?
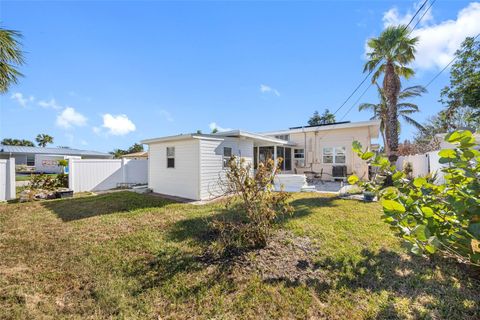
[0,27,24,94]
[36,134,54,147]
[364,25,418,161]
[359,84,426,153]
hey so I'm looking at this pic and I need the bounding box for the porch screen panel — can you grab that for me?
[284,148,292,171]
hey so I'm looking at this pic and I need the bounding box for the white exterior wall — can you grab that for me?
[34,155,81,174]
[199,137,254,200]
[0,158,15,201]
[288,127,372,180]
[148,139,200,200]
[395,154,430,178]
[69,159,148,192]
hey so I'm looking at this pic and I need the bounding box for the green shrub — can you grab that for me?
[29,174,58,191]
[348,130,480,265]
[56,173,69,188]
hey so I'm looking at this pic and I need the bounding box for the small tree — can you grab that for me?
[36,134,54,147]
[349,130,480,265]
[308,109,336,126]
[2,138,35,146]
[212,156,293,251]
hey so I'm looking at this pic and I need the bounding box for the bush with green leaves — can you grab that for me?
[348,130,480,265]
[29,174,58,191]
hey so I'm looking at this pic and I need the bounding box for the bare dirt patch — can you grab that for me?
[203,230,329,285]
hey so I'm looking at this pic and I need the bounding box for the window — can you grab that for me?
[335,147,346,164]
[294,148,305,167]
[166,147,175,168]
[323,147,346,164]
[274,134,290,141]
[223,147,232,168]
[26,155,35,166]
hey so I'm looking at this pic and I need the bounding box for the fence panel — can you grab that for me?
[396,153,430,177]
[69,159,148,192]
[428,151,446,184]
[0,158,16,201]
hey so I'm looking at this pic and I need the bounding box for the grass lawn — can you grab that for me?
[15,173,58,182]
[0,192,478,319]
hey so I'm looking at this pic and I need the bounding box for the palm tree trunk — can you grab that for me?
[383,61,400,163]
[381,129,389,154]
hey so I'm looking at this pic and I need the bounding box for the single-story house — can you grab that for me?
[141,120,380,201]
[0,145,112,173]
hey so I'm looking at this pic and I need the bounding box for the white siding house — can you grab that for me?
[148,138,201,200]
[142,132,285,201]
[142,120,380,201]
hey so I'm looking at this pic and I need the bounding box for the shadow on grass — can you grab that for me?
[313,248,480,319]
[281,195,338,222]
[166,194,338,245]
[42,192,175,222]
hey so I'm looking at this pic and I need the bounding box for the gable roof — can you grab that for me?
[0,145,111,157]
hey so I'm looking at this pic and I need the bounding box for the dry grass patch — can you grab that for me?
[0,192,478,319]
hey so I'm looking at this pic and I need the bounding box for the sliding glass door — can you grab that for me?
[276,147,292,171]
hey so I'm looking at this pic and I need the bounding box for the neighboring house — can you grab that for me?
[141,120,380,201]
[0,145,112,173]
[121,151,148,159]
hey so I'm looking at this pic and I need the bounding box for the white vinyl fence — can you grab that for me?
[69,159,148,192]
[396,151,446,181]
[0,158,16,201]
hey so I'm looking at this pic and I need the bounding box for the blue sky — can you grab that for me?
[1,1,479,152]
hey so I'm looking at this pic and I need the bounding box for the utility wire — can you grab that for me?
[340,83,373,121]
[336,0,434,123]
[332,0,430,116]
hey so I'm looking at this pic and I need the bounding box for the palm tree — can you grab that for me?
[364,25,418,161]
[36,134,54,147]
[0,26,24,94]
[359,84,426,154]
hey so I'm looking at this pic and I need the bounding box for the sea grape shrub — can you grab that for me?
[348,130,480,265]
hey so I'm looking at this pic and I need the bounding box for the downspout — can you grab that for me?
[303,128,307,167]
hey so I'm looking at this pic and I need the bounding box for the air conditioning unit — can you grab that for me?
[332,165,347,180]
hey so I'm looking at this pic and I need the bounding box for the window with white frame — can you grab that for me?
[223,147,232,168]
[294,148,305,167]
[166,147,175,168]
[322,147,346,164]
[335,147,346,164]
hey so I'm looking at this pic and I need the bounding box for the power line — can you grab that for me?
[332,0,430,117]
[340,83,373,121]
[425,32,480,89]
[409,0,436,33]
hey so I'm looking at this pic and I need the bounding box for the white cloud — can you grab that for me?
[158,109,174,122]
[56,107,88,129]
[260,84,280,96]
[383,1,433,28]
[102,114,136,136]
[92,126,101,134]
[10,92,34,107]
[379,2,480,70]
[209,122,232,132]
[38,98,62,110]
